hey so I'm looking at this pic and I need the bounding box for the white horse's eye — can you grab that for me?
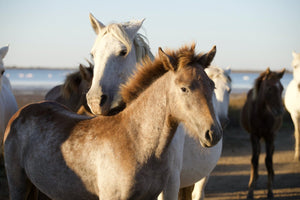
[1,70,4,75]
[119,49,127,57]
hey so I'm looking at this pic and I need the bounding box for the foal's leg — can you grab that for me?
[291,114,300,161]
[178,185,194,200]
[247,134,260,199]
[192,176,209,200]
[265,137,275,199]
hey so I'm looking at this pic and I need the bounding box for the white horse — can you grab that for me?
[285,51,300,161]
[86,13,153,115]
[86,14,226,200]
[0,45,18,149]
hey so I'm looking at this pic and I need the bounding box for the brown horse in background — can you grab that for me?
[45,61,93,115]
[241,67,285,199]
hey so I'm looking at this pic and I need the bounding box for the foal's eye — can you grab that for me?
[1,70,5,75]
[119,49,127,57]
[181,87,188,93]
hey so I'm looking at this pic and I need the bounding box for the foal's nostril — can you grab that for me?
[100,95,108,107]
[205,130,211,142]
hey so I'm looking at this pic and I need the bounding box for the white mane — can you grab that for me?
[98,23,154,63]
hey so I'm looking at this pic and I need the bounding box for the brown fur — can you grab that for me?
[45,62,93,114]
[62,63,93,99]
[121,43,215,104]
[4,44,221,200]
[241,67,285,199]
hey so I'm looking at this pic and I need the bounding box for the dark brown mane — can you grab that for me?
[62,71,82,99]
[120,43,204,104]
[61,63,93,99]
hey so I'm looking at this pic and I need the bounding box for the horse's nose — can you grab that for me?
[100,94,108,107]
[204,125,223,147]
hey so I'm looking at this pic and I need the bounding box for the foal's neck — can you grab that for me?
[122,73,178,162]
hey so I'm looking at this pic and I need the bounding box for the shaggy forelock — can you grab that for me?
[252,69,281,100]
[120,43,204,104]
[99,23,153,62]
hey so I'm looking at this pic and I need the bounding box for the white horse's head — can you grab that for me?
[205,66,232,128]
[0,45,9,90]
[87,14,153,115]
[292,51,300,82]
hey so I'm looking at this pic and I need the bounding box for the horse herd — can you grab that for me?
[0,13,299,200]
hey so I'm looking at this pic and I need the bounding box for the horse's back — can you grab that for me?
[285,79,300,115]
[4,101,89,147]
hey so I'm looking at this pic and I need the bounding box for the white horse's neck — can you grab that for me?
[122,73,177,162]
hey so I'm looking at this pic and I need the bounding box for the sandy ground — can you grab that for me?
[0,91,300,200]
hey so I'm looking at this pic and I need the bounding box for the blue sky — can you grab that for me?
[1,0,299,71]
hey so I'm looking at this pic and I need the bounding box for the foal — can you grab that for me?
[45,62,93,115]
[241,67,285,199]
[4,44,222,200]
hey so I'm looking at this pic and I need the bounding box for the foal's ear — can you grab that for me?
[197,45,216,68]
[89,13,105,35]
[277,68,285,79]
[0,45,9,59]
[79,64,93,82]
[158,47,175,71]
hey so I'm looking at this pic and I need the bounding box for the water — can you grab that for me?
[4,68,293,94]
[5,68,74,90]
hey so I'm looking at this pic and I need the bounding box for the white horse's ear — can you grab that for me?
[225,66,231,75]
[0,45,9,59]
[292,51,298,58]
[124,19,145,40]
[89,13,105,35]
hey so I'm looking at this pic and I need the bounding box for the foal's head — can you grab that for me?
[162,45,222,147]
[62,62,93,100]
[122,44,222,147]
[253,67,285,116]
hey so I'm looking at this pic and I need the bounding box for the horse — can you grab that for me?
[241,67,285,199]
[0,45,18,150]
[284,51,300,161]
[45,61,93,115]
[4,44,222,200]
[86,13,154,116]
[86,14,225,200]
[178,66,231,200]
